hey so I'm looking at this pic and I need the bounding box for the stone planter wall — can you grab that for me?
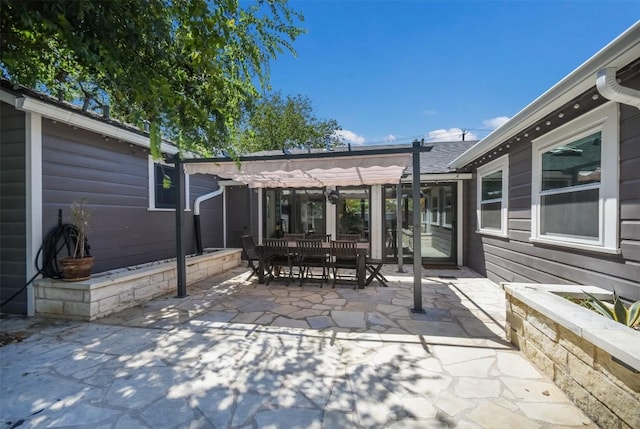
[503,283,640,429]
[34,249,241,321]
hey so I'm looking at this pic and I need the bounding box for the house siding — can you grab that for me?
[0,102,27,314]
[41,119,222,274]
[225,185,253,248]
[466,90,640,300]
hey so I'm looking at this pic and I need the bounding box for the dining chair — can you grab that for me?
[263,238,294,285]
[329,240,358,289]
[240,234,261,281]
[296,238,328,287]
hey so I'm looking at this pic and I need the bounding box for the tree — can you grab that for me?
[0,0,304,156]
[236,92,342,154]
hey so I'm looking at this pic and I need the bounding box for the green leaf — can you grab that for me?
[627,300,640,327]
[612,293,628,323]
[1,0,305,154]
[584,291,615,320]
[150,121,161,160]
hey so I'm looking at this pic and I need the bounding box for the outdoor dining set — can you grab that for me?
[241,234,388,289]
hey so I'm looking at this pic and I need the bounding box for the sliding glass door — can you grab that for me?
[383,183,456,264]
[263,188,325,238]
[336,186,370,241]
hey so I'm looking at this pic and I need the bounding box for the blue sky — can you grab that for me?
[267,1,640,145]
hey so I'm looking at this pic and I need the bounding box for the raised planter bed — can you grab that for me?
[34,248,241,321]
[503,282,639,429]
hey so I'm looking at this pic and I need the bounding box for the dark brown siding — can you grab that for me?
[0,102,27,314]
[41,119,222,273]
[466,93,640,300]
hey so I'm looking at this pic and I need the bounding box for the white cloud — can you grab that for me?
[424,128,478,142]
[483,116,510,130]
[421,109,437,116]
[384,134,397,142]
[334,129,366,145]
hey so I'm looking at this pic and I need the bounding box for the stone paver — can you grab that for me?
[0,265,597,428]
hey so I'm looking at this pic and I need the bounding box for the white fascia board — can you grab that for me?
[449,21,640,169]
[15,95,179,154]
[0,89,18,105]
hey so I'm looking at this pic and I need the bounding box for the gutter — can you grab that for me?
[193,186,225,254]
[449,20,640,169]
[3,91,179,155]
[596,67,640,109]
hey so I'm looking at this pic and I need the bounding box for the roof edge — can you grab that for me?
[1,87,179,155]
[449,20,640,169]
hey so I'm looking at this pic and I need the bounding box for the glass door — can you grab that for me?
[263,188,325,238]
[383,183,456,264]
[336,186,370,241]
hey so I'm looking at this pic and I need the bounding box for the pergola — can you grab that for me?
[173,141,431,312]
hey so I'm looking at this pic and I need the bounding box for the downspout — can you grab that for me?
[596,67,640,109]
[194,186,225,255]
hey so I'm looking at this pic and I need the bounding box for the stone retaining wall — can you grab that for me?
[503,283,640,429]
[34,249,241,321]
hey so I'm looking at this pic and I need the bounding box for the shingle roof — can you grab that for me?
[404,140,477,175]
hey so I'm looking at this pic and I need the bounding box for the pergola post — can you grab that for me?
[411,140,423,313]
[396,182,404,273]
[174,156,187,297]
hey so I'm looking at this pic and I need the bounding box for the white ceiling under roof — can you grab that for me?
[183,153,413,188]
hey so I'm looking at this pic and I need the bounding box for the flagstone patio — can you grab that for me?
[0,265,598,428]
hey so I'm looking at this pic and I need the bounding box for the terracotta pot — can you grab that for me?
[60,256,95,282]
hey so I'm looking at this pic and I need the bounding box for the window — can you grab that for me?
[263,188,326,238]
[336,186,370,240]
[148,156,190,211]
[430,191,440,226]
[443,187,453,228]
[531,103,619,253]
[477,155,509,236]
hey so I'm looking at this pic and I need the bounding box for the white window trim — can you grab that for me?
[531,102,619,254]
[148,155,190,211]
[476,154,509,237]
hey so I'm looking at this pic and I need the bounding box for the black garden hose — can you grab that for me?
[0,223,90,308]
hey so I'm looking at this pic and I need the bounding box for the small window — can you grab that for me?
[477,155,509,236]
[155,164,177,209]
[148,156,190,211]
[531,103,618,253]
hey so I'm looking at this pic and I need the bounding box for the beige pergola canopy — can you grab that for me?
[183,152,413,188]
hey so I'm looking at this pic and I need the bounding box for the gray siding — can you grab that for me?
[225,186,252,248]
[42,119,222,273]
[431,225,453,256]
[466,92,640,300]
[0,102,27,314]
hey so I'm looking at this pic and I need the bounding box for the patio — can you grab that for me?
[0,265,597,428]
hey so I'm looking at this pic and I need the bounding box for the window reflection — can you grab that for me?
[263,188,325,238]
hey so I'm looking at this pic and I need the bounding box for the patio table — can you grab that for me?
[256,241,369,289]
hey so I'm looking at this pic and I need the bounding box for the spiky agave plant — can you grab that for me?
[583,290,640,328]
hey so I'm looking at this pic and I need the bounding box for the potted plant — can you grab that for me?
[59,198,95,281]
